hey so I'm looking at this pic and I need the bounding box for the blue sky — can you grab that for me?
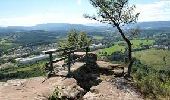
[0,0,170,26]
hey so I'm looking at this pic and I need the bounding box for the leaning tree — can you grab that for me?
[84,0,139,77]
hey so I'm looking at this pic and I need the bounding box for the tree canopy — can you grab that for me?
[84,0,139,26]
[59,30,92,49]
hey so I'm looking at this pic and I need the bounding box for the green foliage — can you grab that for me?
[131,39,155,49]
[0,38,17,54]
[93,35,104,40]
[13,30,58,45]
[0,61,46,81]
[78,32,92,48]
[98,39,154,56]
[48,87,60,100]
[85,0,139,26]
[132,60,170,99]
[59,30,92,49]
[98,44,125,56]
[131,49,170,99]
[67,29,79,47]
[133,49,170,68]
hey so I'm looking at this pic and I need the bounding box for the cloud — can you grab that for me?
[2,0,170,26]
[136,0,170,22]
[0,13,97,26]
[76,0,82,5]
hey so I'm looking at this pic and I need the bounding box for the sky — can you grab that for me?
[0,0,170,26]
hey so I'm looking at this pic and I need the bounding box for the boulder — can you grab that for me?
[87,53,97,63]
[50,78,84,99]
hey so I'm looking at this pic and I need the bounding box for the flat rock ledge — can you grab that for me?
[83,81,143,100]
[0,77,84,100]
[0,61,144,100]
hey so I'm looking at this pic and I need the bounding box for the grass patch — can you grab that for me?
[133,49,170,68]
[93,35,104,40]
[98,44,125,55]
[98,39,155,56]
[131,39,155,49]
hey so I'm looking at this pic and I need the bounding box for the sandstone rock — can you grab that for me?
[6,79,27,86]
[0,77,63,100]
[83,81,143,100]
[52,78,84,99]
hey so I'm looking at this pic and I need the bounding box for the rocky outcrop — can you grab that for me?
[0,61,143,100]
[50,78,84,99]
[83,80,143,100]
[0,77,64,100]
[0,77,85,100]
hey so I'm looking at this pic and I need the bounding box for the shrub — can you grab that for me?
[132,59,170,99]
[0,61,46,80]
[49,87,60,100]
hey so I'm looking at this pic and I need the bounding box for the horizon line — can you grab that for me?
[0,20,170,27]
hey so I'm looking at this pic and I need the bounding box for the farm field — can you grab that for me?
[98,39,155,56]
[133,48,170,68]
[131,39,155,49]
[93,35,104,40]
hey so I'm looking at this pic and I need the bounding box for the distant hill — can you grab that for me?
[0,21,170,37]
[130,21,170,30]
[1,21,170,32]
[0,21,170,49]
[0,23,111,32]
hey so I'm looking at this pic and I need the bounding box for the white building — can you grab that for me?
[15,54,49,64]
[90,43,104,49]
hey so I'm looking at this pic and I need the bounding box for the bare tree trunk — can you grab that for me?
[115,25,133,77]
